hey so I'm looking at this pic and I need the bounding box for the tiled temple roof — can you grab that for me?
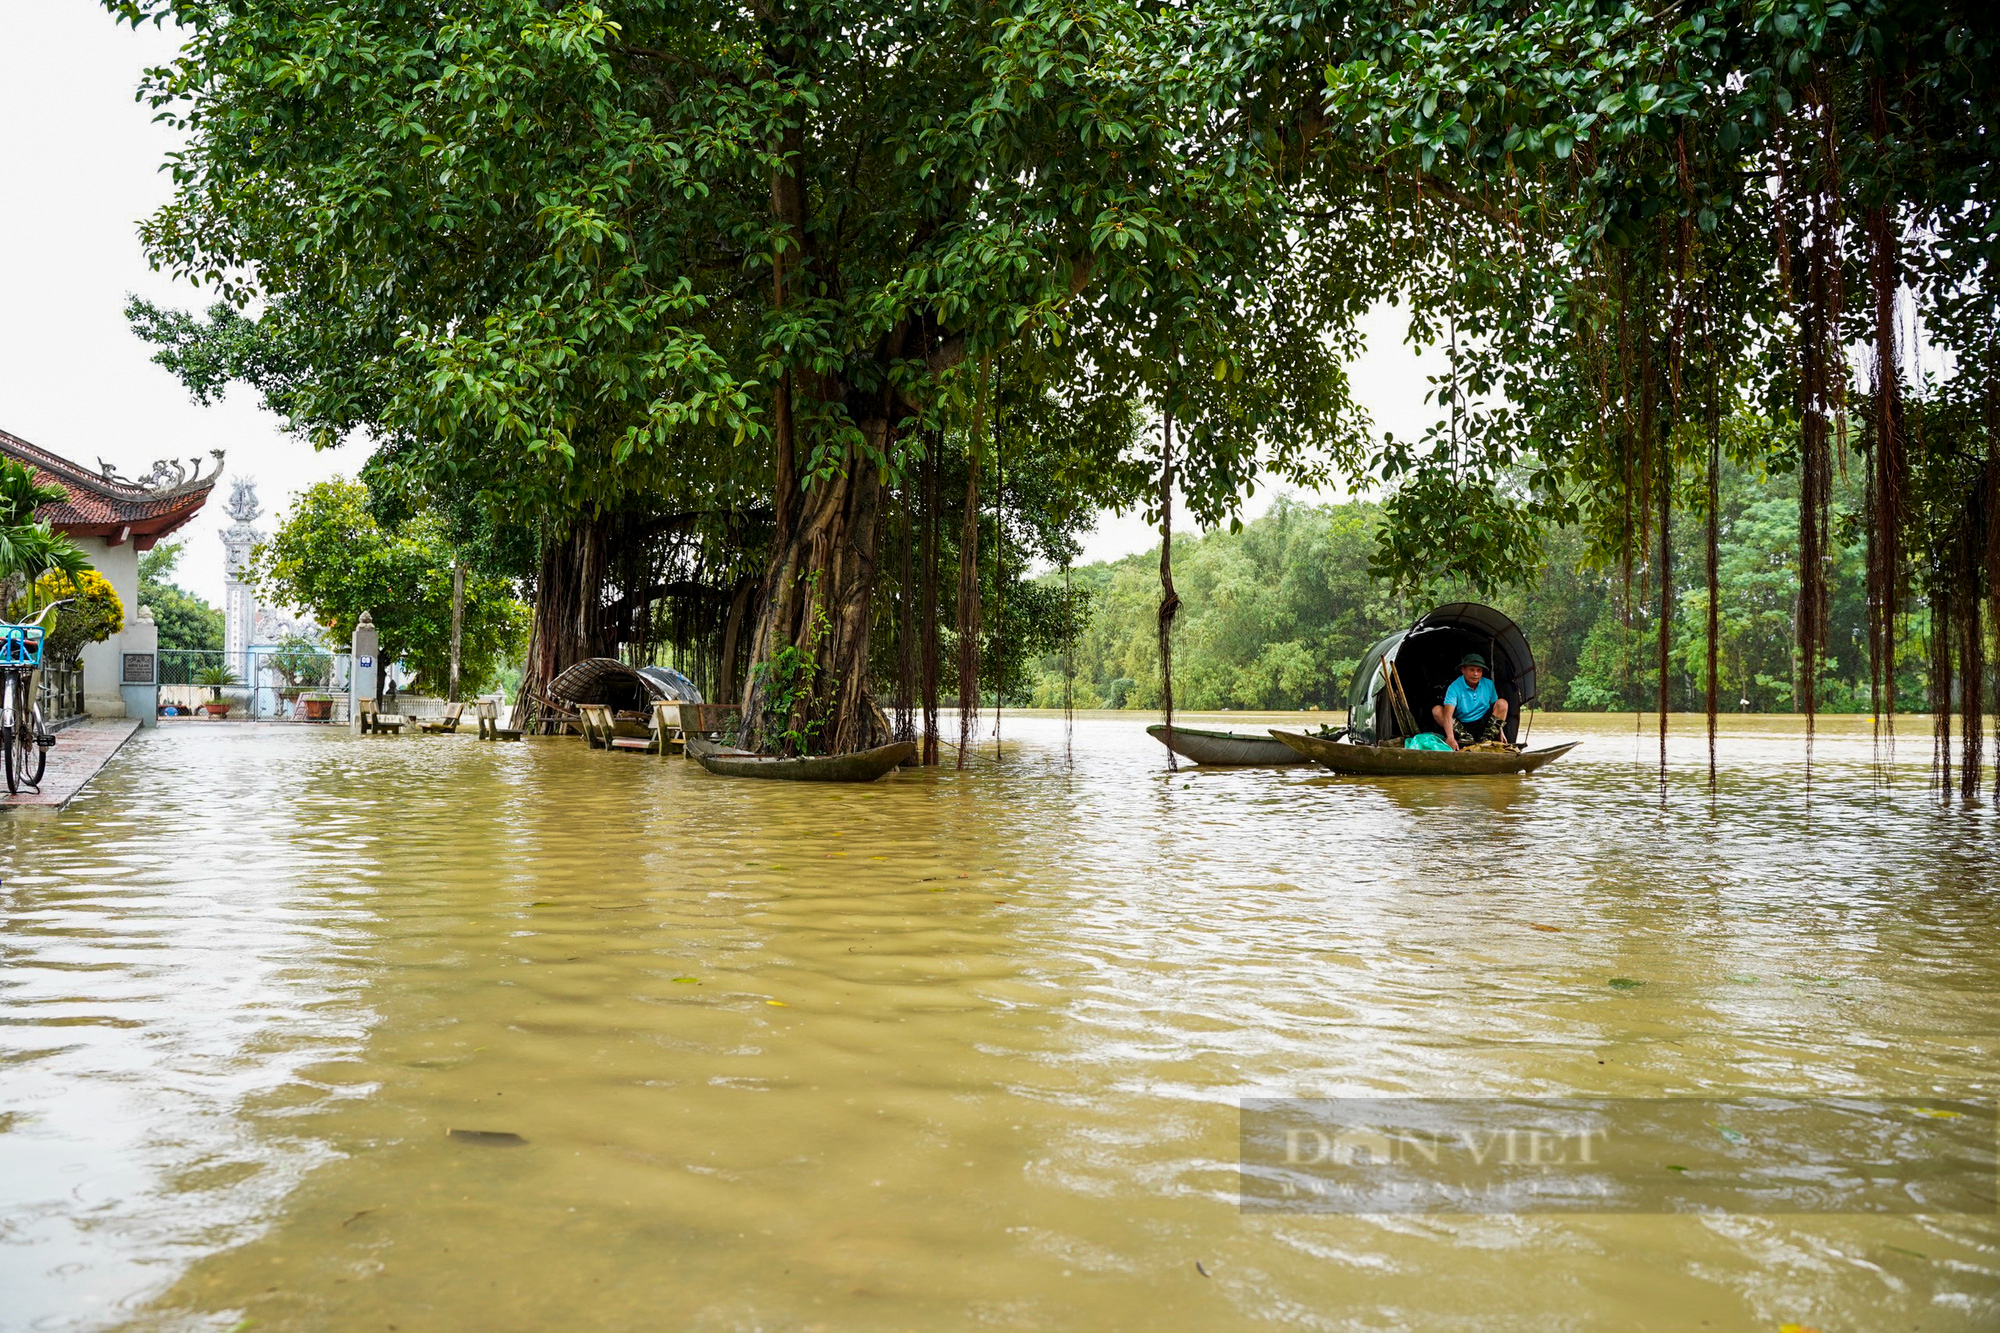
[0,426,219,551]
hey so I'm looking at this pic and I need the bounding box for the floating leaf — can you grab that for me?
[1712,1123,1745,1144]
[1529,923,1561,932]
[1608,978,1645,990]
[1665,1164,1687,1173]
[673,977,699,984]
[1912,1107,1963,1120]
[765,999,788,1007]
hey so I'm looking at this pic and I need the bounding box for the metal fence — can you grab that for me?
[158,648,354,721]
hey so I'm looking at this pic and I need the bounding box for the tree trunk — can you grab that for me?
[718,575,754,706]
[895,483,916,745]
[517,515,611,729]
[739,420,890,755]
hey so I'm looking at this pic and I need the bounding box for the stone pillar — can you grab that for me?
[219,478,263,691]
[119,605,159,728]
[350,611,378,736]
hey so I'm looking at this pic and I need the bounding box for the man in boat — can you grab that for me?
[1433,653,1507,750]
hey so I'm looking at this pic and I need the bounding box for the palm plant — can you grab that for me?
[193,663,241,700]
[0,460,87,614]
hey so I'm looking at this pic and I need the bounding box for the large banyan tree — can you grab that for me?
[116,0,1378,752]
[117,0,1994,779]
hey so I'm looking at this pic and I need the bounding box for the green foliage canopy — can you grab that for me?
[138,541,225,652]
[253,480,529,697]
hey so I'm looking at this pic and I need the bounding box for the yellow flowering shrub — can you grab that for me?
[30,569,124,664]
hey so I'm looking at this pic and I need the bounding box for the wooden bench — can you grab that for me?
[417,701,465,735]
[358,698,405,734]
[576,703,613,749]
[675,703,742,744]
[475,698,522,741]
[648,700,685,756]
[579,703,660,752]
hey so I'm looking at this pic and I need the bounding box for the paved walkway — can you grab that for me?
[0,718,141,811]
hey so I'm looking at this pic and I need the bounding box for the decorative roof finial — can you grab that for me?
[225,478,261,524]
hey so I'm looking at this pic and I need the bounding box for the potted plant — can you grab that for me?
[270,633,331,712]
[193,664,241,717]
[300,689,335,722]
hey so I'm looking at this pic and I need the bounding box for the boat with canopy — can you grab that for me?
[543,658,704,741]
[1269,603,1577,776]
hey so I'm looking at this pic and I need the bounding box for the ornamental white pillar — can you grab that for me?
[218,478,263,684]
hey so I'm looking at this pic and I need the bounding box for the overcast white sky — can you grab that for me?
[0,2,1443,606]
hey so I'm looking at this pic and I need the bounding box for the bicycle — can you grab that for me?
[0,599,68,795]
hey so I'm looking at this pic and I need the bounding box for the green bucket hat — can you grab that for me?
[1459,652,1488,669]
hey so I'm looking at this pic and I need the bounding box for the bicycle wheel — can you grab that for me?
[21,702,45,787]
[2,677,17,796]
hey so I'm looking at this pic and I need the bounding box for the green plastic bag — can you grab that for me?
[1404,732,1453,751]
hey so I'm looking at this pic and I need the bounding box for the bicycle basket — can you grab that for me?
[0,624,45,667]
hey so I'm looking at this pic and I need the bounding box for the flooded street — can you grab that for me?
[2,714,1995,1329]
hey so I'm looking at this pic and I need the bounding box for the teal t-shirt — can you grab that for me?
[1444,675,1496,722]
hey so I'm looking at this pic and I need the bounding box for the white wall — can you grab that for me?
[78,537,140,718]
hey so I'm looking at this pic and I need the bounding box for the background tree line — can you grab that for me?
[1032,444,1931,715]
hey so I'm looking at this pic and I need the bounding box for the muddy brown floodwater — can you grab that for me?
[1,713,1995,1329]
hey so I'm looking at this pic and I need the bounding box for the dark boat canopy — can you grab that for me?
[1345,603,1537,743]
[546,658,703,713]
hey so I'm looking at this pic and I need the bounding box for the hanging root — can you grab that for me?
[1157,407,1180,772]
[1062,560,1076,766]
[1864,189,1906,762]
[955,410,984,768]
[920,437,941,766]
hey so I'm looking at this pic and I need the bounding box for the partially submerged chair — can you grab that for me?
[575,703,607,748]
[648,700,685,756]
[418,701,465,735]
[475,699,522,741]
[358,698,405,734]
[581,702,657,753]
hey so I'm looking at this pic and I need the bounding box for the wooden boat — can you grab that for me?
[1146,724,1311,767]
[1269,728,1578,776]
[685,736,915,782]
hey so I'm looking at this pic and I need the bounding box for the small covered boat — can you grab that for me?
[1275,602,1577,777]
[544,658,703,740]
[1146,724,1311,767]
[685,736,915,783]
[547,658,703,711]
[1270,727,1578,775]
